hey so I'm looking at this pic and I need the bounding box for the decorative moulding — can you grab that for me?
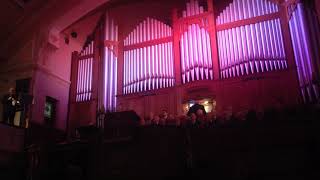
[48,28,61,49]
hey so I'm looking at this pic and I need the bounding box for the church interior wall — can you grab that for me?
[30,31,82,130]
[0,25,82,130]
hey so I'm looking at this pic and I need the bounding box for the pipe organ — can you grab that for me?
[216,0,287,79]
[103,12,118,111]
[69,0,320,129]
[287,1,320,102]
[123,18,174,94]
[179,0,214,84]
[76,41,94,102]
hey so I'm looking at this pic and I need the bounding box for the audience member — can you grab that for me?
[196,109,206,127]
[13,93,23,126]
[2,87,16,124]
[144,117,152,126]
[188,113,201,127]
[166,114,176,126]
[152,115,160,126]
[140,118,146,126]
[149,112,154,121]
[205,112,216,127]
[175,117,181,127]
[159,115,166,126]
[179,115,188,127]
[161,109,168,120]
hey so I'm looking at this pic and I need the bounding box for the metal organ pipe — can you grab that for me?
[252,0,260,73]
[85,48,88,100]
[216,0,287,79]
[83,49,86,101]
[235,0,243,75]
[288,2,320,102]
[77,52,80,102]
[197,24,204,80]
[83,49,87,101]
[231,2,238,76]
[205,24,213,79]
[89,44,92,99]
[82,51,86,101]
[168,42,174,87]
[111,19,115,109]
[79,55,82,101]
[76,56,81,101]
[159,43,163,89]
[306,7,320,76]
[267,3,276,71]
[124,51,127,94]
[129,50,132,93]
[78,52,82,101]
[203,25,210,79]
[257,0,266,72]
[134,48,137,93]
[100,12,118,111]
[88,43,92,100]
[155,44,159,89]
[86,45,90,100]
[165,24,171,87]
[85,49,88,101]
[294,12,309,101]
[166,28,170,87]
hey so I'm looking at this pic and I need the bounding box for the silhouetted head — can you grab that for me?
[9,87,15,95]
[161,110,168,119]
[196,109,204,117]
[149,112,154,120]
[154,116,160,125]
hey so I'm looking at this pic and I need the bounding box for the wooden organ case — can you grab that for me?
[68,0,320,130]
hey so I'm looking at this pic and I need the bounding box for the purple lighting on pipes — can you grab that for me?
[216,0,286,80]
[123,17,174,93]
[287,1,320,102]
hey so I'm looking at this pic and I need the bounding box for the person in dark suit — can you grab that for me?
[2,87,16,124]
[187,113,201,128]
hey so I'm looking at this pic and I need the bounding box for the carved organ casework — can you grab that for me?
[68,0,320,131]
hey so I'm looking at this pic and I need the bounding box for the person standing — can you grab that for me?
[13,92,24,126]
[2,87,16,124]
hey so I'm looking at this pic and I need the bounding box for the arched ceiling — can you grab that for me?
[0,0,112,59]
